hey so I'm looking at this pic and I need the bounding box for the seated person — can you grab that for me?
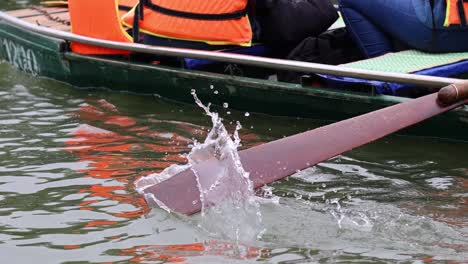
[339,0,468,58]
[121,0,256,48]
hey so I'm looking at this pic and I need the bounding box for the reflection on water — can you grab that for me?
[0,62,467,262]
[112,241,269,263]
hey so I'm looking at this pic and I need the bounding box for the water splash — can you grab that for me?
[323,197,374,232]
[135,89,264,243]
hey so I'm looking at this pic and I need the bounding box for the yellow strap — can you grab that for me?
[40,1,68,7]
[444,0,451,27]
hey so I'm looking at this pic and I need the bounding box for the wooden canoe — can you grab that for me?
[0,6,467,141]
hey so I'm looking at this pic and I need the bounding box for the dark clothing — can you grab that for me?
[339,0,468,58]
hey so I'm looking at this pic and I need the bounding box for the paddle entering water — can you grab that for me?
[140,83,468,215]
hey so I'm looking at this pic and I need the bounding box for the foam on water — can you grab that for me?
[135,90,264,243]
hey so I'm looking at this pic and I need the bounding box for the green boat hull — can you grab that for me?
[0,19,467,141]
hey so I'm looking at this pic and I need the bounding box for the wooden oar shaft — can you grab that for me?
[242,94,467,189]
[0,12,464,88]
[143,87,468,215]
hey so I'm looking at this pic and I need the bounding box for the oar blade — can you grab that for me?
[143,168,201,215]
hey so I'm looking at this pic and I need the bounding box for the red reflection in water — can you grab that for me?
[118,240,269,263]
[85,221,119,227]
[62,99,266,261]
[64,99,199,218]
[63,245,81,250]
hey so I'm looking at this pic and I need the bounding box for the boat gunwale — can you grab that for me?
[0,10,464,89]
[0,8,467,142]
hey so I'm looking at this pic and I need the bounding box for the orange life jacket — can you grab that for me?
[444,0,468,26]
[122,0,253,46]
[69,0,133,55]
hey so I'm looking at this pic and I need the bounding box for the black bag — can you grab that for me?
[277,28,363,83]
[256,0,339,48]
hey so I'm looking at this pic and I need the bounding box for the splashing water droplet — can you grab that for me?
[135,89,269,244]
[210,84,214,89]
[244,112,250,117]
[223,102,229,108]
[214,90,219,94]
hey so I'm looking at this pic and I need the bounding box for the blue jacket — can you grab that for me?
[339,0,468,56]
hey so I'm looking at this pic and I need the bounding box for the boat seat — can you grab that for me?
[68,0,133,55]
[319,50,468,97]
